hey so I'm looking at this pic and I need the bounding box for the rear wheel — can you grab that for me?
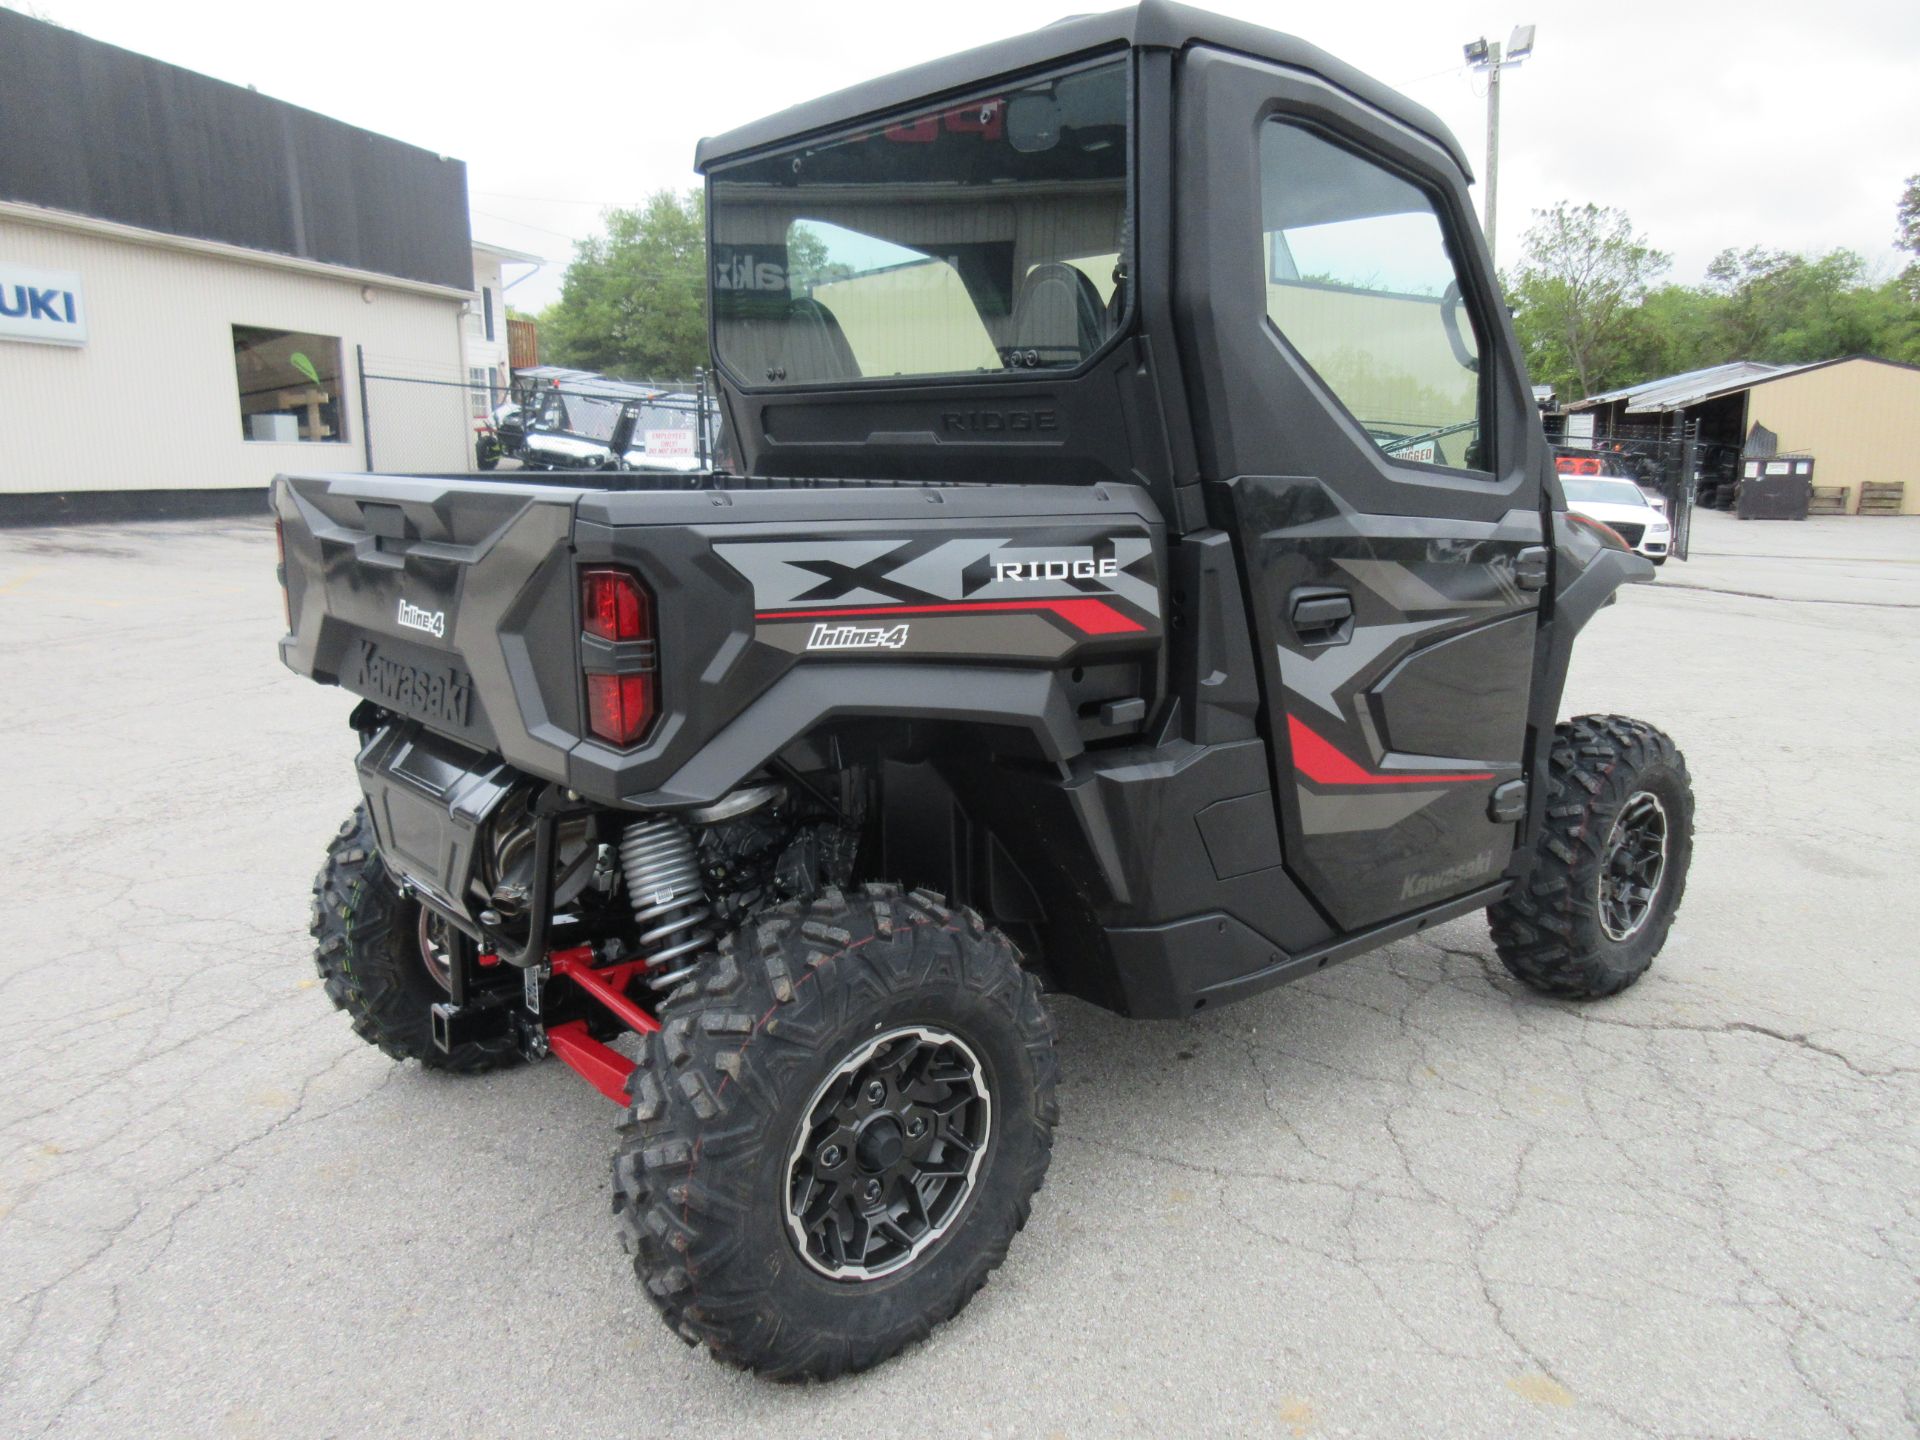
[612,884,1057,1380]
[1488,715,1693,999]
[309,804,518,1073]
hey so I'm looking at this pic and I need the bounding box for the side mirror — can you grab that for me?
[1440,281,1480,373]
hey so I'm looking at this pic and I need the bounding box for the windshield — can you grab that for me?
[708,58,1130,387]
[1561,477,1649,508]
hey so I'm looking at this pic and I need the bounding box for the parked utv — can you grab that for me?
[278,0,1692,1382]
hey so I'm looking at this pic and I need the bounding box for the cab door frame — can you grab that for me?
[1168,46,1552,934]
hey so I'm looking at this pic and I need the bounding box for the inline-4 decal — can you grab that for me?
[807,621,911,652]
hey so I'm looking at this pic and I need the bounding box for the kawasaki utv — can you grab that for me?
[276,0,1692,1381]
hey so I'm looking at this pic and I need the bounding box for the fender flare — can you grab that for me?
[1514,513,1654,868]
[631,663,1083,808]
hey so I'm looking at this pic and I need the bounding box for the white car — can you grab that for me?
[1561,476,1671,565]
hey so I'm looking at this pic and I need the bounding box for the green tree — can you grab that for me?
[1618,283,1722,381]
[1507,202,1670,400]
[1898,173,1920,300]
[539,189,707,378]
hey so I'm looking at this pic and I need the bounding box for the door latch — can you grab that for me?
[1514,546,1550,592]
[1288,588,1354,647]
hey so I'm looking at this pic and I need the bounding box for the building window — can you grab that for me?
[482,286,495,343]
[1259,123,1488,473]
[469,367,495,420]
[232,326,347,443]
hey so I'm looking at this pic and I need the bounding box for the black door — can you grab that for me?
[1174,50,1548,933]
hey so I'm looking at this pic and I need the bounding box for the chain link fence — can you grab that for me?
[354,348,720,475]
[1544,417,1699,561]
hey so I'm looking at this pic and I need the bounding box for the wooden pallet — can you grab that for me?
[1859,483,1905,516]
[1808,486,1849,516]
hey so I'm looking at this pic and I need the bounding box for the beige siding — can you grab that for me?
[1266,282,1479,457]
[813,263,1001,378]
[1745,360,1920,515]
[0,212,467,494]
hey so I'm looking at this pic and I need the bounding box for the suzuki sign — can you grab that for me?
[0,263,87,347]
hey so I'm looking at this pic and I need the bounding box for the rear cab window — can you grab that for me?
[708,58,1132,388]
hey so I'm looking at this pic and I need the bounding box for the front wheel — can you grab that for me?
[1488,715,1693,999]
[612,885,1057,1380]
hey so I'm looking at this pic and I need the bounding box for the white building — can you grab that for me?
[0,10,484,519]
[467,241,545,415]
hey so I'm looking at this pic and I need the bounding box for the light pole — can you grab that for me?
[1463,24,1535,266]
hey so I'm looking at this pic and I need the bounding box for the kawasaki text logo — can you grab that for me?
[807,622,910,652]
[1399,850,1495,900]
[396,598,446,638]
[354,641,472,727]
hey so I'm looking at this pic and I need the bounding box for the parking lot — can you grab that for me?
[1,508,1915,1439]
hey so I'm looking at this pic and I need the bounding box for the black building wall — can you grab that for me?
[0,10,471,290]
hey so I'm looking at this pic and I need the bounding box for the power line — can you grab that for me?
[1394,61,1468,87]
[471,190,638,208]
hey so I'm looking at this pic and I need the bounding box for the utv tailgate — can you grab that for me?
[277,470,1167,809]
[274,473,589,782]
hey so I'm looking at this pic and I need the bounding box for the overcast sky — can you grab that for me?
[23,0,1920,310]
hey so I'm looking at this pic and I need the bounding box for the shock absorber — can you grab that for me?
[618,818,714,990]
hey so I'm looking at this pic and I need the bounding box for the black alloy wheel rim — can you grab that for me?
[416,908,457,995]
[785,1026,992,1281]
[1599,790,1669,942]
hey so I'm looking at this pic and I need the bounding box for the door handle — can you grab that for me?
[1290,588,1354,646]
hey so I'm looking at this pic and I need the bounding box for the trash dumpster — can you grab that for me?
[1737,457,1813,520]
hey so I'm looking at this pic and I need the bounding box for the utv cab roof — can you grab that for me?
[693,0,1471,177]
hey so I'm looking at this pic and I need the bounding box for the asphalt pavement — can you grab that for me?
[1,508,1915,1439]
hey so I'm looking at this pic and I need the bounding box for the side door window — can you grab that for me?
[1260,122,1489,474]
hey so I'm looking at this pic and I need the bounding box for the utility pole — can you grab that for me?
[1464,25,1534,268]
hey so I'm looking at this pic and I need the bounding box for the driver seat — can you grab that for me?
[1008,263,1106,364]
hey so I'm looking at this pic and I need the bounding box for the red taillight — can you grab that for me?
[580,566,657,747]
[582,567,651,642]
[586,672,656,747]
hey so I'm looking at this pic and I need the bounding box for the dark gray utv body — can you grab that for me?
[277,0,1680,1382]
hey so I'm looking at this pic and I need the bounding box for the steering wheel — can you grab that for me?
[1440,281,1479,373]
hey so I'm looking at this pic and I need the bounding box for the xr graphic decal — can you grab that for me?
[715,534,1160,655]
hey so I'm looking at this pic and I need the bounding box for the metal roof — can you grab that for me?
[1569,361,1794,413]
[693,1,1471,177]
[472,239,545,265]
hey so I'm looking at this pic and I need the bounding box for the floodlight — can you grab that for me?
[1463,37,1490,64]
[1508,24,1536,59]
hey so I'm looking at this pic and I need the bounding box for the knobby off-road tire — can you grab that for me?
[309,804,518,1073]
[612,884,1058,1380]
[1489,715,1693,999]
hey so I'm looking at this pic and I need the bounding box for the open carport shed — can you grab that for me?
[1568,357,1920,515]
